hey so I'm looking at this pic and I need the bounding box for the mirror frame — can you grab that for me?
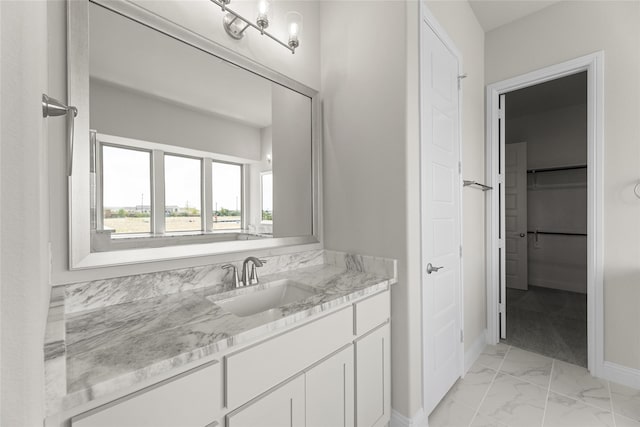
[68,0,321,269]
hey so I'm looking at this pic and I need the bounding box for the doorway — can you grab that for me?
[486,53,604,376]
[503,72,588,366]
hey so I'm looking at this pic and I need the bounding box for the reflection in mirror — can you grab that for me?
[101,144,151,234]
[261,171,273,225]
[85,1,314,255]
[212,162,243,231]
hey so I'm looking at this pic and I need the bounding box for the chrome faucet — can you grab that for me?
[222,264,240,288]
[241,257,266,286]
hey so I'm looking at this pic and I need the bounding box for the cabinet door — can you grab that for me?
[355,323,390,427]
[306,345,355,427]
[226,375,305,427]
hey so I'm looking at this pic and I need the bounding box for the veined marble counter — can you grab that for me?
[44,250,397,416]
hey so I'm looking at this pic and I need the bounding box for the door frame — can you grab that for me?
[420,4,465,412]
[485,52,604,376]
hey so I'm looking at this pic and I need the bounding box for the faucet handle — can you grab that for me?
[221,264,240,287]
[249,261,266,285]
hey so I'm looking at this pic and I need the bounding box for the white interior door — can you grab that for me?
[505,142,528,292]
[421,18,463,415]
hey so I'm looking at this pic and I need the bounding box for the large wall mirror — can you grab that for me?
[68,0,319,268]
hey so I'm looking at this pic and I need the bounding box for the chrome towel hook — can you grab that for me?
[42,94,78,176]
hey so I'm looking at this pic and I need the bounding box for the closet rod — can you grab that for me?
[527,165,587,173]
[527,231,587,236]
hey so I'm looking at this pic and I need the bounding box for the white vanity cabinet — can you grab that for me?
[226,375,306,427]
[71,361,222,427]
[354,291,391,427]
[68,289,391,427]
[355,323,391,427]
[306,345,355,427]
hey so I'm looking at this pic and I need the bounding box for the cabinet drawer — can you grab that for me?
[72,361,221,427]
[225,307,353,410]
[354,291,390,335]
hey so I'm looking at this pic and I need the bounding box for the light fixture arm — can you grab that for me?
[211,0,297,53]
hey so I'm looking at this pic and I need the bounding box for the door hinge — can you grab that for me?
[458,161,462,174]
[459,245,463,258]
[460,329,464,343]
[457,73,467,91]
[498,107,505,120]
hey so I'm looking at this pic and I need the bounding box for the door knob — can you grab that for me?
[426,263,444,274]
[520,233,526,237]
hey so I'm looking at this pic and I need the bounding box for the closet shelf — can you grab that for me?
[527,230,587,237]
[527,164,587,173]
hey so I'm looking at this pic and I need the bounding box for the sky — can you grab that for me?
[102,145,242,212]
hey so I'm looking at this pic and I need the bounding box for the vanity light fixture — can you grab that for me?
[211,0,302,54]
[286,12,302,50]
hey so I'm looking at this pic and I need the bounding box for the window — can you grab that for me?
[212,162,242,231]
[164,154,202,232]
[96,134,246,240]
[101,145,152,234]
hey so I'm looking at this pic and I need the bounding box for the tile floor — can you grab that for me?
[429,344,640,427]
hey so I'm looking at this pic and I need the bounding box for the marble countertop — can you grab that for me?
[47,252,396,415]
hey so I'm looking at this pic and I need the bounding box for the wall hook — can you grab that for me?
[42,94,78,176]
[634,181,640,199]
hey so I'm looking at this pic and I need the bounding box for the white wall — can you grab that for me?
[507,104,587,169]
[486,1,640,370]
[321,0,485,421]
[425,1,487,356]
[507,104,587,294]
[1,1,50,425]
[90,79,262,161]
[47,0,321,285]
[320,0,418,418]
[128,0,320,91]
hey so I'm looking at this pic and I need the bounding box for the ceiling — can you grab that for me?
[468,1,561,32]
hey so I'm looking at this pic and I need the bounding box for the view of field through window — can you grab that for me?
[212,162,242,231]
[102,145,152,234]
[102,145,243,234]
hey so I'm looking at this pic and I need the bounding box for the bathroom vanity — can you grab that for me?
[43,2,397,425]
[44,251,396,427]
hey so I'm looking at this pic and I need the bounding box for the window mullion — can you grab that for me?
[152,150,165,235]
[203,158,213,232]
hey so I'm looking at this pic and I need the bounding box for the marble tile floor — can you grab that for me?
[503,286,587,367]
[429,344,640,427]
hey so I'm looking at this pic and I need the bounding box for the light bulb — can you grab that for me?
[286,11,302,52]
[289,22,299,37]
[256,0,270,32]
[258,0,269,15]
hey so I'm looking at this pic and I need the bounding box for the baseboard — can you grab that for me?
[390,408,429,427]
[464,329,488,373]
[602,361,640,390]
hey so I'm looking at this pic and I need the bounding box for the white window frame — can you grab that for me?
[260,170,273,225]
[94,132,246,241]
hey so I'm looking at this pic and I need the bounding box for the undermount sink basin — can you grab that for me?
[208,279,317,317]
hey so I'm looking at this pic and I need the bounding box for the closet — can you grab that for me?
[503,72,588,367]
